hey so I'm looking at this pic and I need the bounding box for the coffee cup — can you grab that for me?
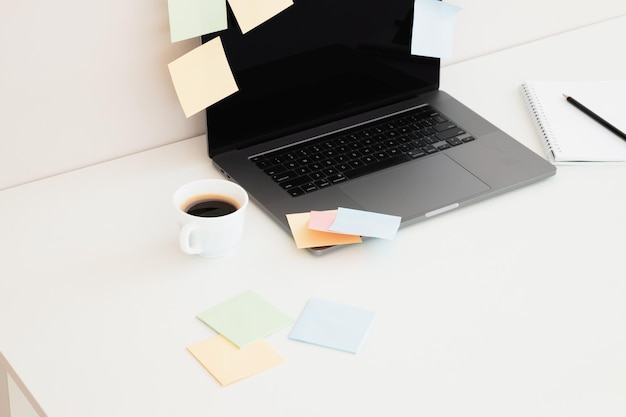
[173,179,248,257]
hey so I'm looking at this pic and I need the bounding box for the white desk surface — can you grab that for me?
[2,16,626,417]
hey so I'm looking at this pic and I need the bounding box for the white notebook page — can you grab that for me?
[522,80,626,163]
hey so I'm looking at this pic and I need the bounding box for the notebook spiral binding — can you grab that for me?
[521,82,561,160]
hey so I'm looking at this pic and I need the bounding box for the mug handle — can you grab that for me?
[179,223,202,255]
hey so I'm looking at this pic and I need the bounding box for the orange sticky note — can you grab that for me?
[168,37,238,118]
[187,335,285,386]
[286,212,361,249]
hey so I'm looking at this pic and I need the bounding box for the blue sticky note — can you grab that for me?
[289,299,376,354]
[329,207,401,240]
[411,0,461,58]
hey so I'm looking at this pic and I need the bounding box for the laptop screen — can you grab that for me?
[203,0,440,156]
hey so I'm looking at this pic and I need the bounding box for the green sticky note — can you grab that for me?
[168,0,228,43]
[197,291,293,348]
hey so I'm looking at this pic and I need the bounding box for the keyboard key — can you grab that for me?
[314,179,332,188]
[264,164,286,176]
[435,128,466,141]
[255,159,270,169]
[348,159,364,169]
[302,183,318,193]
[361,155,378,164]
[433,122,457,132]
[279,176,311,189]
[272,171,297,182]
[328,174,348,184]
[408,149,426,159]
[447,137,463,146]
[288,187,306,197]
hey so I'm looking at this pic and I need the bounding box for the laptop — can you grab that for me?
[202,0,556,253]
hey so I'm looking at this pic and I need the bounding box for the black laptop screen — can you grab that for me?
[203,0,440,156]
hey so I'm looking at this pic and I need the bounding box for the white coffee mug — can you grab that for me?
[173,179,248,257]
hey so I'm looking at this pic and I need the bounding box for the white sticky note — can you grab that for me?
[411,0,461,58]
[168,37,239,118]
[168,0,228,43]
[329,207,401,240]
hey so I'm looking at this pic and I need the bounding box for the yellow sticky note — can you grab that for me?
[187,335,285,386]
[227,0,293,34]
[168,37,238,118]
[286,212,362,249]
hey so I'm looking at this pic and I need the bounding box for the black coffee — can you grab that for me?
[184,197,238,218]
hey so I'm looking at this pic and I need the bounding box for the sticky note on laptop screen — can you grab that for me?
[411,0,461,58]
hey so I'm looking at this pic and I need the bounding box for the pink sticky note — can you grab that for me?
[286,212,361,249]
[308,210,337,232]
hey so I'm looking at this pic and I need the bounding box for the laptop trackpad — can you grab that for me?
[339,154,490,219]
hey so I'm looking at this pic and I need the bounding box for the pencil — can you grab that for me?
[563,94,626,141]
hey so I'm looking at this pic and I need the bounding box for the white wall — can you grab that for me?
[0,0,204,190]
[1,0,625,190]
[446,0,626,65]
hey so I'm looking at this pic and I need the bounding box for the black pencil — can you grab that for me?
[563,94,626,141]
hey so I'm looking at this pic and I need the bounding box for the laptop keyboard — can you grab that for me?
[250,105,475,197]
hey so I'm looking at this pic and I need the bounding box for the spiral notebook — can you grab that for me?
[521,80,626,164]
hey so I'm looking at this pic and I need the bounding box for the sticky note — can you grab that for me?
[289,299,376,354]
[286,212,362,249]
[196,291,293,348]
[227,0,293,34]
[411,0,461,58]
[167,0,228,43]
[187,335,285,386]
[308,210,338,232]
[328,207,401,240]
[168,37,238,118]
